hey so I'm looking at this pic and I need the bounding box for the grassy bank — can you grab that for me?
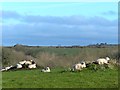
[2,68,118,88]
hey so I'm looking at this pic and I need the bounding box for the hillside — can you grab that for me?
[2,44,119,68]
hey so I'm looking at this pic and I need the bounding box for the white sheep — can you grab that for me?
[16,64,22,69]
[28,64,37,69]
[0,68,6,72]
[5,65,13,70]
[0,65,13,71]
[96,57,110,65]
[25,60,32,65]
[72,62,86,71]
[41,67,50,72]
[19,60,26,65]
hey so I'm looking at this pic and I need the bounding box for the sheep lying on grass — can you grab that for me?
[16,64,22,69]
[72,62,86,71]
[0,65,13,72]
[41,67,51,72]
[1,59,37,72]
[95,57,110,65]
[19,60,26,65]
[28,64,37,69]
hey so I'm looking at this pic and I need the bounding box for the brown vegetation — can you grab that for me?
[1,44,119,68]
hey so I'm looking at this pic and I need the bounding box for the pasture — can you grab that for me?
[2,67,118,88]
[1,45,119,88]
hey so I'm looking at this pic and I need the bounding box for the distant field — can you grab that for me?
[2,68,118,88]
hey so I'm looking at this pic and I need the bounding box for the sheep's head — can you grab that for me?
[46,67,50,70]
[81,62,86,68]
[106,57,110,61]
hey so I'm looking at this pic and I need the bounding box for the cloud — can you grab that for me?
[2,10,117,27]
[2,10,118,46]
[22,15,117,27]
[1,10,21,19]
[2,21,118,46]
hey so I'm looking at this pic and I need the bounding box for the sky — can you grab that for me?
[1,2,118,46]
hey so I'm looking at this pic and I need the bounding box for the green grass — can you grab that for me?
[2,68,118,88]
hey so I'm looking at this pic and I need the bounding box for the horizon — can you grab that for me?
[1,2,118,46]
[2,43,118,47]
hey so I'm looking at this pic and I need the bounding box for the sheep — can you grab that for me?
[81,62,86,68]
[16,64,22,69]
[1,60,37,71]
[25,60,32,65]
[0,68,6,72]
[19,60,26,65]
[0,65,13,71]
[41,67,51,72]
[28,64,37,69]
[72,62,86,71]
[5,65,13,70]
[9,65,17,70]
[31,60,36,64]
[96,57,110,65]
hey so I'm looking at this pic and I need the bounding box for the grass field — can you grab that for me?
[2,45,119,88]
[2,67,118,88]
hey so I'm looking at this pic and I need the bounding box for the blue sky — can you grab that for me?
[1,2,118,46]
